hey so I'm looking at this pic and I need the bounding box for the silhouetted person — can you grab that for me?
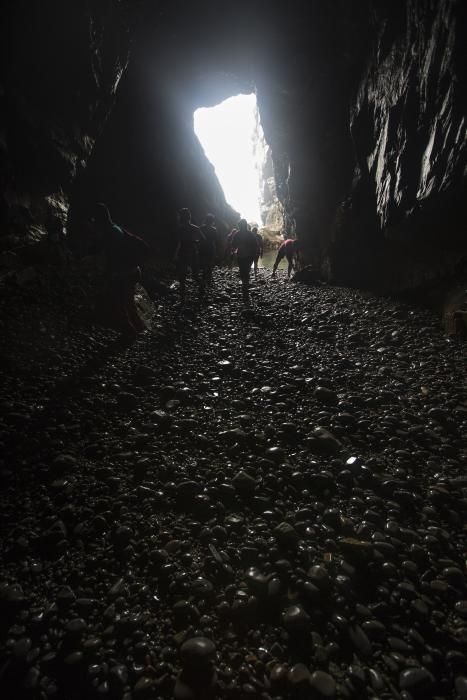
[174,208,205,302]
[93,203,149,335]
[200,213,217,284]
[225,227,237,269]
[251,226,263,279]
[232,219,259,303]
[272,238,301,278]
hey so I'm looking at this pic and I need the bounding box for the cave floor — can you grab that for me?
[1,268,467,699]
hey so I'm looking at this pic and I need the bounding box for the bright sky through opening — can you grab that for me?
[194,93,262,223]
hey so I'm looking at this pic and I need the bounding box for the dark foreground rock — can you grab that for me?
[0,267,466,699]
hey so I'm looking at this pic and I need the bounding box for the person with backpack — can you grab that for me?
[174,208,206,302]
[231,219,260,304]
[93,202,149,335]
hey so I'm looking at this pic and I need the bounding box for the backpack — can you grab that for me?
[233,230,258,258]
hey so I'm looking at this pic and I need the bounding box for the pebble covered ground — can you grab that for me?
[1,268,467,700]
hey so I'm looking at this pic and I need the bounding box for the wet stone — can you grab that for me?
[13,637,32,660]
[274,521,299,547]
[232,470,257,494]
[57,586,76,608]
[22,666,40,690]
[181,637,216,672]
[308,565,331,592]
[455,601,467,619]
[314,386,338,405]
[349,624,372,658]
[109,664,128,689]
[52,454,77,472]
[311,427,341,454]
[133,676,154,697]
[399,667,435,694]
[65,618,87,636]
[441,567,465,589]
[310,670,336,698]
[288,663,310,688]
[190,578,214,599]
[282,605,310,635]
[362,620,386,641]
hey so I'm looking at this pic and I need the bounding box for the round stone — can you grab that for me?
[282,605,310,635]
[399,667,434,693]
[180,637,216,671]
[310,670,337,698]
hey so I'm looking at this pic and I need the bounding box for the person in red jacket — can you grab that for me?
[93,203,149,335]
[272,238,301,278]
[231,219,260,303]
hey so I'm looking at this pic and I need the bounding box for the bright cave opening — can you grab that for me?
[194,93,279,230]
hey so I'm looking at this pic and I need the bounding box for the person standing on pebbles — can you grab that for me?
[251,226,264,279]
[232,218,260,304]
[199,213,218,285]
[93,203,149,337]
[225,226,238,269]
[272,238,301,278]
[174,208,206,303]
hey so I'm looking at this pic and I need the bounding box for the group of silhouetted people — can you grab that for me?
[174,208,218,301]
[91,202,302,336]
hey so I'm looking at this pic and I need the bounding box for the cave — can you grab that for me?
[3,1,466,291]
[1,1,467,698]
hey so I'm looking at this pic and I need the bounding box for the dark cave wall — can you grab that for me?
[252,0,374,259]
[0,0,128,258]
[325,0,467,290]
[253,0,466,292]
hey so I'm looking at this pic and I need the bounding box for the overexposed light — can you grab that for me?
[194,94,263,223]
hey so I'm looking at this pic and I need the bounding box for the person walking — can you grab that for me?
[174,208,206,302]
[200,213,217,285]
[251,226,263,279]
[231,219,260,304]
[225,226,237,270]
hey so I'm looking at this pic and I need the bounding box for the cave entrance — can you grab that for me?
[194,94,283,252]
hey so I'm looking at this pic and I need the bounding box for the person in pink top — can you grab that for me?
[272,238,301,278]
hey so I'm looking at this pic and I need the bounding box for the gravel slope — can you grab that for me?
[1,269,466,700]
